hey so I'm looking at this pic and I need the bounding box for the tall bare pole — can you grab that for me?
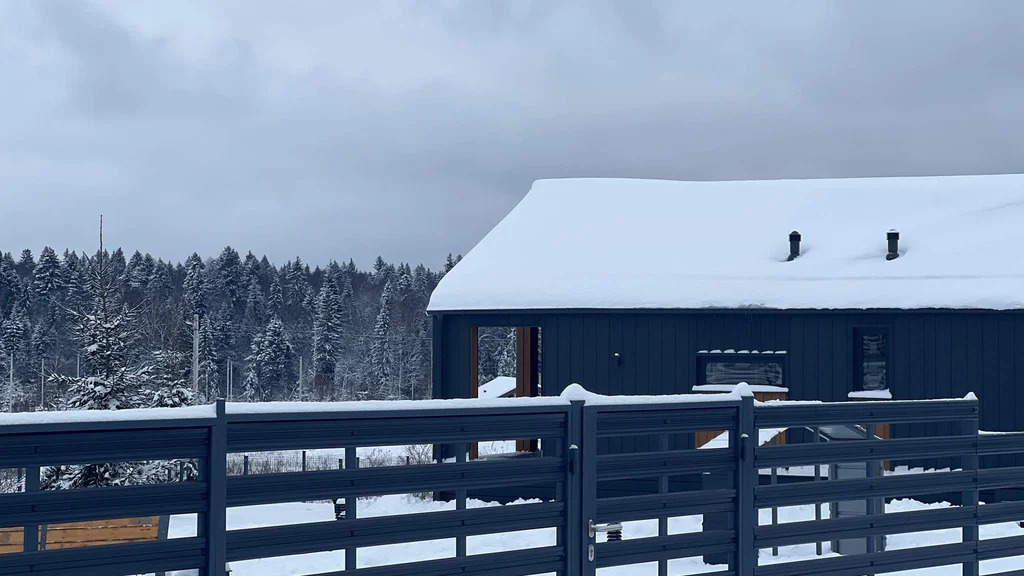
[8,352,13,413]
[39,358,44,410]
[298,356,304,400]
[192,314,200,394]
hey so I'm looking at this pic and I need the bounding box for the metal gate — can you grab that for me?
[577,395,751,576]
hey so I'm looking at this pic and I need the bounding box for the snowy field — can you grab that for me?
[162,495,1024,576]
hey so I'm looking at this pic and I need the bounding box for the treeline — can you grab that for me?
[0,245,473,412]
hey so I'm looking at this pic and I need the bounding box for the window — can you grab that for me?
[696,351,786,388]
[853,328,889,391]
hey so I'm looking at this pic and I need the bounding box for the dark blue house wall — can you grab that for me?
[434,310,1024,434]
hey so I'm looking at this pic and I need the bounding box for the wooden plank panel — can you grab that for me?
[662,316,676,394]
[803,317,819,401]
[583,315,597,392]
[832,315,847,403]
[609,314,624,394]
[1014,317,1024,466]
[789,316,806,400]
[936,315,953,400]
[557,315,571,394]
[982,316,1000,436]
[816,317,832,401]
[998,317,1015,433]
[950,315,969,400]
[594,314,611,394]
[570,315,584,388]
[648,315,663,395]
[923,316,938,444]
[0,517,161,554]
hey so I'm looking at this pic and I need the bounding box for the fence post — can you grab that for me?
[345,448,357,571]
[455,442,468,558]
[565,400,584,576]
[204,399,228,576]
[961,410,980,576]
[23,465,40,552]
[735,393,756,576]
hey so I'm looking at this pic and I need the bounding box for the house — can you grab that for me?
[428,174,1024,438]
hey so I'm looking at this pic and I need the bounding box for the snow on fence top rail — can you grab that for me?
[0,404,217,426]
[0,383,759,425]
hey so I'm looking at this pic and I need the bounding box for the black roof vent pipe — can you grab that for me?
[886,230,900,261]
[787,231,801,261]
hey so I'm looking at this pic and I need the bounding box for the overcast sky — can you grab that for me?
[3,1,1024,269]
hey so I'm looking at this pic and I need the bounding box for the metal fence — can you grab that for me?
[1,390,1023,576]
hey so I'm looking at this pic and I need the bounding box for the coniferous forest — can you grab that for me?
[0,243,511,414]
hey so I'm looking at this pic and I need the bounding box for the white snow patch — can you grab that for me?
[479,376,516,399]
[694,384,789,393]
[848,389,894,400]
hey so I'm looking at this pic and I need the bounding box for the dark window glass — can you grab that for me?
[855,329,889,391]
[703,361,783,388]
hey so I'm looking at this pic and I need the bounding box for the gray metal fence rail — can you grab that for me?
[1,391,1023,576]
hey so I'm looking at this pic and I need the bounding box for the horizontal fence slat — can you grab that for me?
[753,400,978,428]
[979,500,1024,525]
[755,505,976,549]
[978,433,1024,456]
[755,436,976,468]
[755,470,976,508]
[596,489,736,522]
[0,482,207,527]
[0,537,206,576]
[0,427,210,467]
[227,412,568,452]
[597,448,734,480]
[978,534,1024,561]
[754,541,976,576]
[311,546,566,576]
[978,467,1024,491]
[227,501,564,561]
[984,569,1024,576]
[597,407,738,437]
[595,530,735,567]
[227,457,565,506]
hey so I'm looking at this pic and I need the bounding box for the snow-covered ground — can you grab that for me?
[164,495,1024,575]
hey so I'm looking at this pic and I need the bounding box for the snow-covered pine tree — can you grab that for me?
[33,246,63,302]
[15,249,35,279]
[243,316,292,401]
[45,221,149,488]
[147,349,195,408]
[370,279,394,399]
[267,276,283,317]
[311,276,342,400]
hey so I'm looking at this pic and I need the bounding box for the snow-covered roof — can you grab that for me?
[429,174,1024,311]
[479,376,516,399]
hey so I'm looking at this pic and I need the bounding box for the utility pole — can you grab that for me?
[192,314,200,394]
[76,354,80,378]
[39,358,44,410]
[298,356,304,401]
[227,359,232,401]
[8,352,14,413]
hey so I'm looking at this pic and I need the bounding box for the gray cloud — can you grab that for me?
[2,0,1024,267]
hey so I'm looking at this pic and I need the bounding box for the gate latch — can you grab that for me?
[589,519,623,538]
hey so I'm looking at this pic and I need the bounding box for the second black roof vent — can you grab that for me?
[886,230,900,260]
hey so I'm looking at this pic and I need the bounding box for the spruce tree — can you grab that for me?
[244,317,292,401]
[312,277,342,400]
[33,247,63,301]
[370,279,394,399]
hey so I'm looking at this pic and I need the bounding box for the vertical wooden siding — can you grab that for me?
[435,310,1024,438]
